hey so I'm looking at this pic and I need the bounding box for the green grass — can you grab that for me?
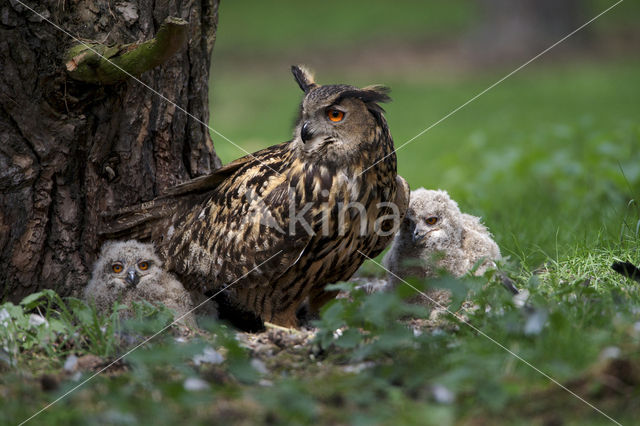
[3,247,640,424]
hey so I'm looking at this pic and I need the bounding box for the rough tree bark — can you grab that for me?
[471,0,587,61]
[0,0,222,301]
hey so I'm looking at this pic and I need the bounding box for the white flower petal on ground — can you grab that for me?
[64,354,78,372]
[431,384,455,404]
[183,377,210,392]
[523,308,548,336]
[333,328,344,339]
[342,362,375,374]
[0,308,10,325]
[193,346,224,366]
[513,289,530,308]
[29,314,48,327]
[599,346,621,361]
[251,358,268,375]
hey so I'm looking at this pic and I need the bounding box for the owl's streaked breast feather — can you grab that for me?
[164,145,312,291]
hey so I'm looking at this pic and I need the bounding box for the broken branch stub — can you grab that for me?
[64,17,188,84]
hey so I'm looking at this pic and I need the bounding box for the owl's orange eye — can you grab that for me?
[138,261,149,271]
[112,263,123,273]
[425,217,438,225]
[327,108,345,122]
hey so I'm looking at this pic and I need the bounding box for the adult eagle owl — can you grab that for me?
[103,66,409,327]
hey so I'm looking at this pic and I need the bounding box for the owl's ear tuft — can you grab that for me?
[336,85,391,106]
[359,85,392,104]
[336,85,392,121]
[291,65,317,93]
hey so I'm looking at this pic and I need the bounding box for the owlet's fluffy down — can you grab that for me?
[383,188,501,288]
[84,240,198,328]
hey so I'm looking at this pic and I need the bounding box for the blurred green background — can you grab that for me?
[208,0,640,268]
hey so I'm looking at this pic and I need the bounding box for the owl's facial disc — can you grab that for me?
[410,214,444,247]
[297,97,374,162]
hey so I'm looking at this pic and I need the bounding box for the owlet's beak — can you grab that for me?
[412,224,432,244]
[125,267,140,286]
[412,228,428,244]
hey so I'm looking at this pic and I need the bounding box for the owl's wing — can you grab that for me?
[162,154,254,198]
[370,174,410,256]
[98,148,270,242]
[163,157,314,294]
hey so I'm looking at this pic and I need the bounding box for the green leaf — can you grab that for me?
[19,290,52,309]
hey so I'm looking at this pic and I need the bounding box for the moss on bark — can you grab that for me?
[64,17,188,85]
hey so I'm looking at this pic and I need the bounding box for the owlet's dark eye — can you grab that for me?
[425,217,438,225]
[138,261,150,271]
[112,263,123,273]
[327,108,345,122]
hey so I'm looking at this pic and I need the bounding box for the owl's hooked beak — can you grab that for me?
[413,227,434,244]
[125,267,140,286]
[412,229,427,244]
[300,121,314,143]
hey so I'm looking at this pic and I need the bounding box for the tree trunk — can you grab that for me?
[0,0,221,302]
[471,0,587,61]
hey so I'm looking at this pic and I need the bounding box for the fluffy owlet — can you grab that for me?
[103,66,409,327]
[84,240,197,328]
[383,188,501,287]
